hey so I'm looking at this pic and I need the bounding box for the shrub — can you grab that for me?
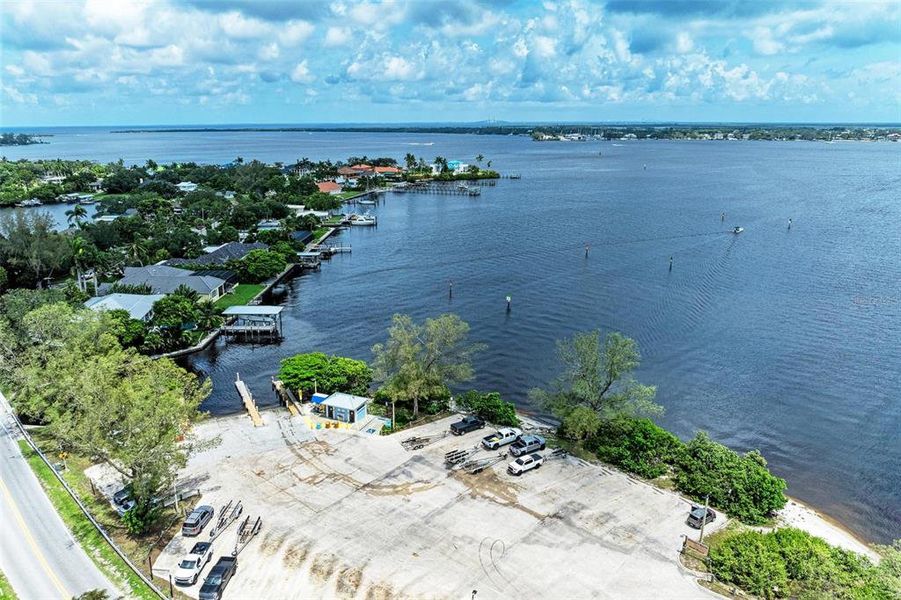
[709,530,789,599]
[457,390,519,426]
[121,503,162,535]
[675,432,786,524]
[279,352,372,398]
[586,415,686,479]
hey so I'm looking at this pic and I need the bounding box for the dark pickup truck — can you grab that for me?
[450,415,486,435]
[198,556,237,600]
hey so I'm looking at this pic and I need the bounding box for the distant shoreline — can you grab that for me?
[109,125,901,142]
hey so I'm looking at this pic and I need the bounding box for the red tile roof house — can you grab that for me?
[374,166,403,175]
[349,164,375,174]
[316,181,343,195]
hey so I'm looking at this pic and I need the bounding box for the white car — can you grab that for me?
[174,541,213,586]
[481,427,523,450]
[507,453,544,476]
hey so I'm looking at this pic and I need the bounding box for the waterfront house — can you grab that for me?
[89,179,103,192]
[176,181,198,193]
[286,205,331,219]
[167,242,268,267]
[116,265,227,301]
[316,181,343,195]
[256,219,281,231]
[84,293,165,322]
[374,166,402,175]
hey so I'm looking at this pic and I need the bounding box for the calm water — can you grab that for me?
[4,129,899,544]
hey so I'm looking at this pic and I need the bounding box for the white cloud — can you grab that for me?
[324,26,351,47]
[675,32,694,54]
[290,60,314,83]
[219,12,268,40]
[279,20,314,46]
[2,84,37,104]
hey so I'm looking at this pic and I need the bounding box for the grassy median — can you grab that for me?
[17,440,158,600]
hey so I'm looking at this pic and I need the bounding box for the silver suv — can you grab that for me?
[509,434,546,457]
[182,505,214,537]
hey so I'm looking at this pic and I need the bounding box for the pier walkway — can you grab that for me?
[234,374,263,426]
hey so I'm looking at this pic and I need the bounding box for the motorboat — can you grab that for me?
[15,198,43,207]
[358,198,377,205]
[349,212,377,226]
[732,226,744,234]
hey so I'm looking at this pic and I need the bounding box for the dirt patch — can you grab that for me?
[310,552,339,584]
[336,565,364,598]
[282,540,312,570]
[361,480,439,496]
[450,468,544,520]
[259,527,291,556]
[365,582,396,600]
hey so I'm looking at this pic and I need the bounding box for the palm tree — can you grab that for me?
[172,284,200,302]
[404,153,416,170]
[476,154,484,166]
[65,204,88,227]
[196,302,223,331]
[127,239,148,266]
[487,160,492,169]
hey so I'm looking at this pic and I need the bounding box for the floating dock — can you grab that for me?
[222,305,284,341]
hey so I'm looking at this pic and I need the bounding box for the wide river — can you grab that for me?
[4,127,899,544]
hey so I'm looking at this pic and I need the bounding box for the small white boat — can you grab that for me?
[349,212,377,226]
[15,198,43,207]
[732,226,744,234]
[358,199,377,205]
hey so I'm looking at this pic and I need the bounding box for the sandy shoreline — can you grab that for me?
[776,496,879,561]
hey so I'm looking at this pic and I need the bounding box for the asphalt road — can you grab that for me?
[0,394,118,599]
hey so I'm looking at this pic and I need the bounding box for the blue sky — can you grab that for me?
[1,0,899,126]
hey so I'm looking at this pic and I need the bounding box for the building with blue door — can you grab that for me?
[319,392,370,424]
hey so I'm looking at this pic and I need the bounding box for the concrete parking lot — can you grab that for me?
[153,411,722,599]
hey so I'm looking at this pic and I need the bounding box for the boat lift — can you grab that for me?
[209,499,243,541]
[459,452,509,474]
[232,515,262,557]
[400,431,448,451]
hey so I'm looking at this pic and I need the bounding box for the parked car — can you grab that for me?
[450,415,486,435]
[174,542,214,586]
[686,506,716,529]
[507,453,544,475]
[509,434,546,456]
[198,556,237,600]
[481,427,523,450]
[112,486,136,516]
[182,505,215,537]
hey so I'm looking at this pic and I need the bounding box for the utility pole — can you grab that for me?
[699,494,710,543]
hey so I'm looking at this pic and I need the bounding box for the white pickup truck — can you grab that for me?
[481,427,522,450]
[507,452,544,475]
[174,541,214,586]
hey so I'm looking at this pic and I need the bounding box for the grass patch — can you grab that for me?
[0,570,17,600]
[214,283,264,309]
[312,226,330,241]
[17,439,159,600]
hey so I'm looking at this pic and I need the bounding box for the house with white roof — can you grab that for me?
[84,293,165,322]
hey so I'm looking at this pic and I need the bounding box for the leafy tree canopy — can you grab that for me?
[279,352,373,398]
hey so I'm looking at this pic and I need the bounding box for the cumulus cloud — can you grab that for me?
[0,0,897,122]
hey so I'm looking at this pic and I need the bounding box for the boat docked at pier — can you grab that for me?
[15,198,43,207]
[348,212,377,226]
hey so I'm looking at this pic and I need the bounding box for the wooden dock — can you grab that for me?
[235,374,264,426]
[272,379,302,416]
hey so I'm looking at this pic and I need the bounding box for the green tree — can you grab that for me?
[105,309,147,348]
[404,153,416,170]
[0,211,74,288]
[561,405,602,441]
[195,301,223,332]
[237,249,286,283]
[529,330,661,420]
[4,303,210,525]
[65,204,88,227]
[456,391,518,426]
[475,154,484,166]
[151,293,199,330]
[371,313,484,420]
[279,352,373,398]
[587,415,686,478]
[675,432,787,524]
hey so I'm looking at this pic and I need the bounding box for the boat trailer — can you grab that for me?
[209,499,243,541]
[232,515,262,557]
[401,431,449,451]
[444,446,484,468]
[459,452,509,474]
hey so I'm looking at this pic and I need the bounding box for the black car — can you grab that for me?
[198,556,237,600]
[182,505,215,537]
[687,506,716,529]
[112,486,133,507]
[450,415,486,435]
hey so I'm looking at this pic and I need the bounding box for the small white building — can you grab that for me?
[316,392,371,424]
[176,181,198,193]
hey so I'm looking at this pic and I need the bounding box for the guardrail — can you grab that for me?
[1,394,167,599]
